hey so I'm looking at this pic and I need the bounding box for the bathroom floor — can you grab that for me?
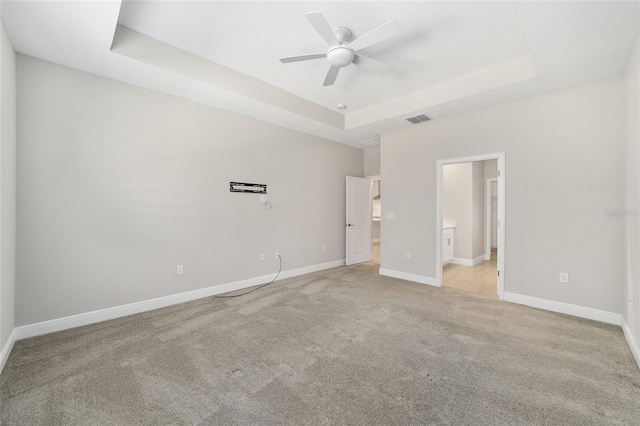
[443,249,498,297]
[372,242,380,264]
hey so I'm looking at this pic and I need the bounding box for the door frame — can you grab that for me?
[435,152,506,299]
[485,178,498,261]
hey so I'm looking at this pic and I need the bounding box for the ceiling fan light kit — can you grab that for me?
[279,11,401,86]
[327,46,354,67]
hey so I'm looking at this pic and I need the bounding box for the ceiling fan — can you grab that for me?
[279,12,402,86]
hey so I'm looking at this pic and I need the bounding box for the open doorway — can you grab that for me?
[436,153,505,299]
[371,177,381,264]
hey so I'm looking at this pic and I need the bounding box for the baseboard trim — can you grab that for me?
[379,268,438,287]
[621,316,640,370]
[503,292,621,325]
[449,256,485,266]
[15,259,345,341]
[472,255,484,266]
[0,328,16,374]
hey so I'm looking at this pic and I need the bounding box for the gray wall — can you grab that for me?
[442,161,485,262]
[443,163,473,260]
[485,160,498,248]
[364,145,380,177]
[472,162,485,260]
[623,35,639,350]
[16,55,363,326]
[0,21,16,353]
[382,77,623,313]
[485,160,498,179]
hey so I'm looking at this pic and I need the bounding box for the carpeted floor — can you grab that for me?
[1,262,639,425]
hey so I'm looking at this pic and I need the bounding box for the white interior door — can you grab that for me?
[485,177,498,260]
[346,176,371,265]
[491,181,498,248]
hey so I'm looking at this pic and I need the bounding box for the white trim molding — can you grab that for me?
[15,259,345,341]
[621,316,640,370]
[503,292,621,325]
[450,256,485,267]
[379,268,437,287]
[0,329,16,374]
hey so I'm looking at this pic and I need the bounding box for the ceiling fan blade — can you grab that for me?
[279,53,327,63]
[347,20,401,52]
[353,54,391,75]
[305,12,340,47]
[323,66,340,86]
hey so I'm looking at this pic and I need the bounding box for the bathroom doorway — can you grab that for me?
[436,153,505,299]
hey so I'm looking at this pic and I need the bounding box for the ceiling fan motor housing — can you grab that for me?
[327,46,354,67]
[334,27,353,44]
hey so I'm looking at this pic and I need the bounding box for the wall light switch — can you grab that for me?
[386,212,396,220]
[559,272,569,283]
[260,195,268,203]
[260,253,265,262]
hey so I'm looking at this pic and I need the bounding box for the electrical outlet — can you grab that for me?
[177,265,184,275]
[259,195,268,203]
[386,212,396,220]
[275,251,280,259]
[559,272,569,283]
[322,245,326,252]
[405,251,411,259]
[260,253,265,262]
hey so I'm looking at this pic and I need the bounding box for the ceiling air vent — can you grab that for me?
[357,138,380,147]
[405,114,431,124]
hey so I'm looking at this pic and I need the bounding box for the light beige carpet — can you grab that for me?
[1,262,639,425]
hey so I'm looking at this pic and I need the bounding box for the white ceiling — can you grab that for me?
[1,1,638,148]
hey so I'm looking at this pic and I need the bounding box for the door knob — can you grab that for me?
[347,224,353,227]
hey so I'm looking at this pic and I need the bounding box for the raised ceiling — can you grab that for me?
[1,1,638,147]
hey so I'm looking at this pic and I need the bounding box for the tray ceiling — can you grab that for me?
[2,1,638,147]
